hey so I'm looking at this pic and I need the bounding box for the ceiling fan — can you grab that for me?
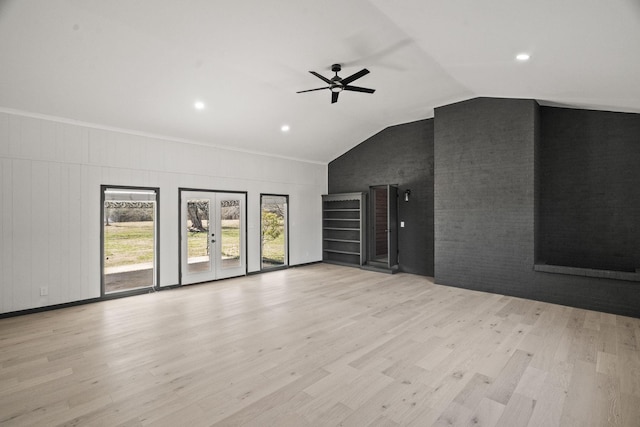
[297,64,375,104]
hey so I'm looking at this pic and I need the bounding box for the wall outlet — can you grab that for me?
[400,221,405,228]
[40,287,48,296]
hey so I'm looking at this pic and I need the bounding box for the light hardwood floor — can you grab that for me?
[1,264,639,426]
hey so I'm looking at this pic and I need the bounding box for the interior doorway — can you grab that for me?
[102,186,158,295]
[368,184,398,270]
[180,190,246,285]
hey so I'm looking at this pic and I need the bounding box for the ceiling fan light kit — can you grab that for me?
[297,63,375,104]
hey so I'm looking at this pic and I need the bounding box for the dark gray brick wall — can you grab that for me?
[434,98,640,318]
[538,107,640,272]
[328,119,434,276]
[434,98,537,294]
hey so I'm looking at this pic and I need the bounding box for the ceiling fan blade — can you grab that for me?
[343,85,375,94]
[340,68,369,85]
[309,71,332,84]
[331,91,339,104]
[297,87,329,93]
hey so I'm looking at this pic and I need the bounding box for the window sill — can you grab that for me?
[534,264,640,282]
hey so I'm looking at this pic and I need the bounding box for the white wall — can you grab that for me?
[0,111,327,314]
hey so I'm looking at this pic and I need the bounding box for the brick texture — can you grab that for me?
[434,98,537,294]
[328,119,434,276]
[328,97,640,317]
[434,98,640,318]
[539,106,640,272]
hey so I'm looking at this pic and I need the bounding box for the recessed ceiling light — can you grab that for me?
[194,101,205,110]
[281,124,290,132]
[516,53,531,61]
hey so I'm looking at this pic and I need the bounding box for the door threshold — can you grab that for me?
[361,263,399,274]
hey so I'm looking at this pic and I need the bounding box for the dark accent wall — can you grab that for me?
[434,98,538,295]
[434,97,640,318]
[538,106,640,272]
[328,119,434,276]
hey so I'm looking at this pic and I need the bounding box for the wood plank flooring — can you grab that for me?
[1,263,639,426]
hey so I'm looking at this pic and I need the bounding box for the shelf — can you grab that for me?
[323,259,361,268]
[323,227,360,231]
[323,238,360,243]
[322,192,367,267]
[323,249,360,255]
[534,263,640,282]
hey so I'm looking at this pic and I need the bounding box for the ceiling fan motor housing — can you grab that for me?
[330,64,343,91]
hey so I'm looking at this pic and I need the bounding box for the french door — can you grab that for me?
[180,190,246,285]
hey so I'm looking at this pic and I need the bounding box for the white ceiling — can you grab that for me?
[1,0,639,163]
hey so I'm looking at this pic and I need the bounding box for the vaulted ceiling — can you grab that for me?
[1,0,639,163]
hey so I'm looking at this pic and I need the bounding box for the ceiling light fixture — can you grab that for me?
[194,101,205,110]
[516,53,530,61]
[281,124,290,132]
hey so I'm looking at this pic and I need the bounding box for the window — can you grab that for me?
[102,186,158,295]
[261,194,288,270]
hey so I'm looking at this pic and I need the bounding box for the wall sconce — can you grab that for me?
[404,189,411,202]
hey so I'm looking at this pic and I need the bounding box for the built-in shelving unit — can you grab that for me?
[322,193,367,266]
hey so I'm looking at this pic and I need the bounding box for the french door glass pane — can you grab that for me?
[220,199,241,269]
[186,199,210,272]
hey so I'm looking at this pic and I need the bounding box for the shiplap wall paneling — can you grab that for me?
[81,164,101,300]
[158,175,179,287]
[217,149,246,180]
[0,113,8,157]
[87,129,108,166]
[145,137,166,172]
[23,117,43,159]
[290,184,322,264]
[66,164,83,305]
[0,110,326,313]
[31,161,49,306]
[107,131,134,169]
[40,119,57,162]
[11,159,32,311]
[46,162,62,306]
[56,164,73,306]
[7,115,23,159]
[247,187,260,272]
[1,158,12,312]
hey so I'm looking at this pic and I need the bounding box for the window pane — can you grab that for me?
[220,199,241,269]
[186,199,210,272]
[103,188,156,294]
[261,195,288,269]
